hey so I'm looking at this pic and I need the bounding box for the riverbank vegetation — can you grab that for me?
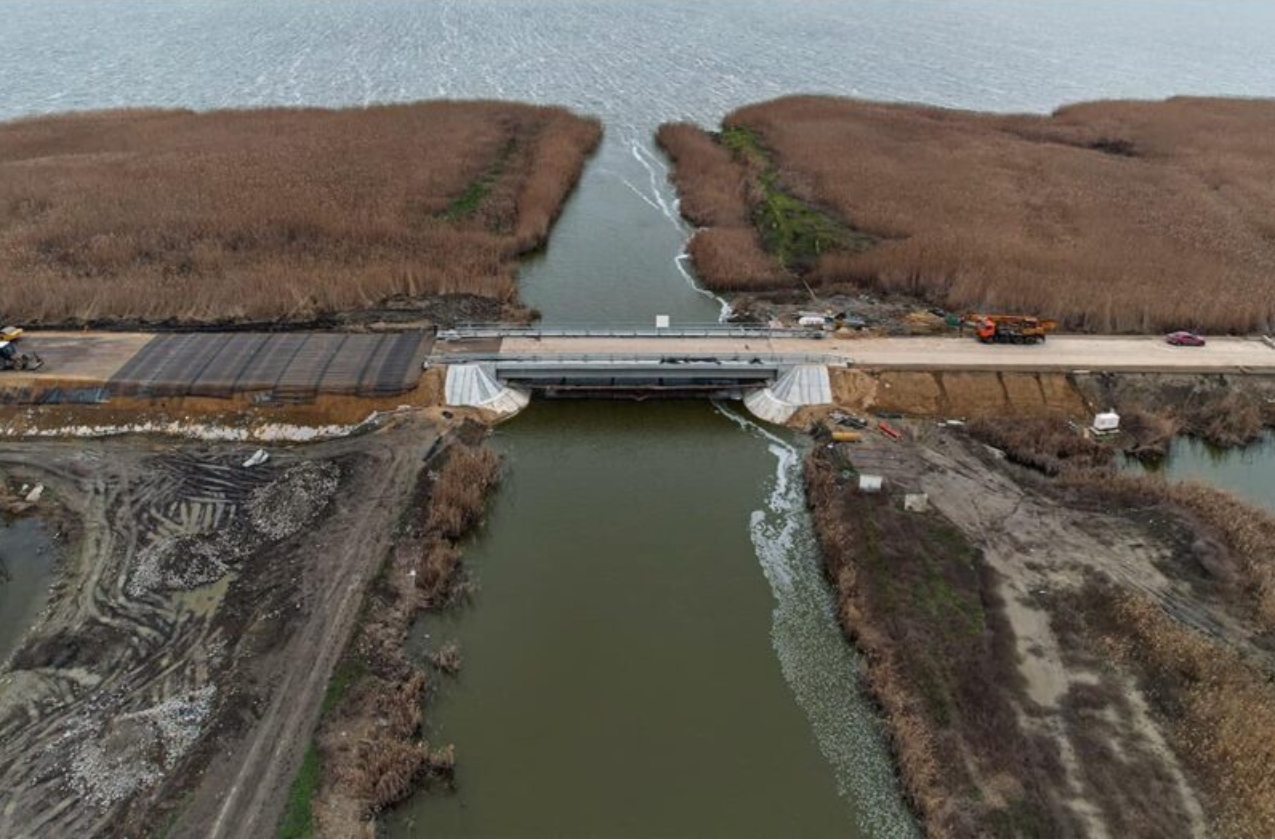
[805,449,1082,836]
[804,415,1275,836]
[301,433,500,837]
[0,102,600,326]
[661,96,1275,333]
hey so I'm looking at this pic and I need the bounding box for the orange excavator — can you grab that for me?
[963,313,1057,345]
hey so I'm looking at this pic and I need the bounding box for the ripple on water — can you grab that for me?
[718,404,916,836]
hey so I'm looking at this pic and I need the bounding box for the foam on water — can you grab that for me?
[716,402,916,836]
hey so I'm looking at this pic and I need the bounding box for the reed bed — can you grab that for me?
[1059,585,1275,837]
[0,102,600,324]
[663,96,1275,333]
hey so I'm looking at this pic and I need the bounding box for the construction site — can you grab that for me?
[2,74,1275,837]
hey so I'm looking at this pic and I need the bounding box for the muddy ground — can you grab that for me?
[0,415,455,837]
[807,423,1275,836]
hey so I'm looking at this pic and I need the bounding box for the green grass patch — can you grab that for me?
[277,744,321,839]
[719,124,874,271]
[321,656,366,715]
[438,141,515,223]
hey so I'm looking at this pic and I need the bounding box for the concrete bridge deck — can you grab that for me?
[436,332,1275,374]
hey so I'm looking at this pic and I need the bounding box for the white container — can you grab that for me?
[1092,410,1121,433]
[859,474,884,493]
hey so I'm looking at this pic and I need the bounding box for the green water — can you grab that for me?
[386,401,912,837]
[1129,432,1275,512]
[0,517,57,666]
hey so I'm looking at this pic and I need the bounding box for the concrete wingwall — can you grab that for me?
[443,364,530,418]
[744,365,833,424]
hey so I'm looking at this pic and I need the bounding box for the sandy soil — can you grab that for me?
[0,416,447,837]
[819,425,1275,834]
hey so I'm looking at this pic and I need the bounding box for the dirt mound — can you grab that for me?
[247,461,340,540]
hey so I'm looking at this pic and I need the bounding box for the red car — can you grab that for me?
[1165,331,1206,347]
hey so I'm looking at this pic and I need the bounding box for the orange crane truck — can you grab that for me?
[963,313,1057,345]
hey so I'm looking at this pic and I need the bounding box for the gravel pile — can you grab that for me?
[128,533,247,596]
[60,686,216,809]
[247,460,340,540]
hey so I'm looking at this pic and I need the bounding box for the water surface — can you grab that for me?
[1128,433,1275,512]
[5,1,1275,834]
[390,401,911,837]
[0,517,58,665]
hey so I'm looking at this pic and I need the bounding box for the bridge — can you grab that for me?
[4,325,1275,424]
[430,323,1275,421]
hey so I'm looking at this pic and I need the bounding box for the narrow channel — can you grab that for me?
[388,401,910,837]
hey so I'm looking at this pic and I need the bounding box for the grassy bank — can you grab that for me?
[0,102,600,326]
[660,95,1275,333]
[804,447,1080,836]
[805,419,1275,836]
[280,433,500,838]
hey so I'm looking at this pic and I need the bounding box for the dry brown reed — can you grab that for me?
[967,413,1114,475]
[1080,588,1275,836]
[1084,475,1275,630]
[425,443,501,541]
[804,448,1079,837]
[656,123,784,288]
[665,96,1275,333]
[0,103,600,324]
[314,439,501,835]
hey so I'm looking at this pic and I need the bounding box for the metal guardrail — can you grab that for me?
[443,322,825,340]
[431,352,849,367]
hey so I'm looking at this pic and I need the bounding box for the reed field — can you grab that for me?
[0,102,600,324]
[661,96,1275,333]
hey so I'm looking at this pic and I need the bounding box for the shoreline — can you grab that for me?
[802,415,1275,835]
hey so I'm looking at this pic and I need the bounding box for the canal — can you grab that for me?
[4,1,1275,835]
[388,401,910,837]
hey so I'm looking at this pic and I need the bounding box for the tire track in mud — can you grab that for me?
[0,429,429,837]
[0,445,277,836]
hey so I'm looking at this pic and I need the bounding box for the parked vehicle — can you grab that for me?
[962,312,1058,344]
[0,341,42,371]
[1165,331,1206,346]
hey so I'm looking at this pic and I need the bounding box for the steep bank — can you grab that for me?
[819,368,1275,451]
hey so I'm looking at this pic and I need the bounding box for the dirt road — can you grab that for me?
[0,420,441,837]
[812,426,1275,835]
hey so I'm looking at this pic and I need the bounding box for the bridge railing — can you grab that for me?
[430,352,849,367]
[442,322,824,340]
